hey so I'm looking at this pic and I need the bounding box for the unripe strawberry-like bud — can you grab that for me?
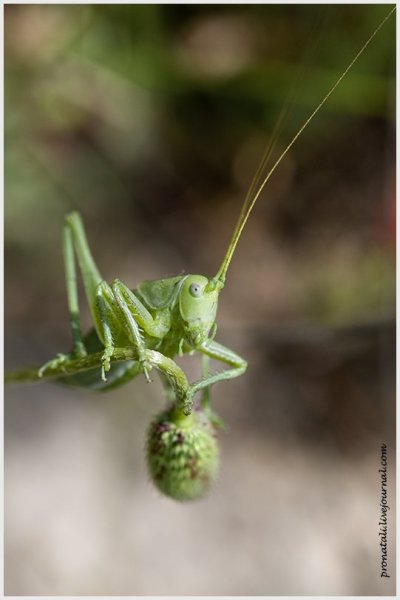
[146,407,219,501]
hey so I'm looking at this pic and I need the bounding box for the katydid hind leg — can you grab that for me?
[59,212,108,356]
[65,212,103,314]
[63,224,87,358]
[61,214,133,384]
[39,214,100,377]
[40,213,131,387]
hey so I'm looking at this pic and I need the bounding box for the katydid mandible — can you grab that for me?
[30,7,396,419]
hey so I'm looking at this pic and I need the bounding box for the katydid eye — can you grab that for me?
[189,283,202,298]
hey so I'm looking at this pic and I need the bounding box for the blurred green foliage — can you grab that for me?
[5,4,395,329]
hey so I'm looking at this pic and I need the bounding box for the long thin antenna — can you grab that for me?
[211,6,395,289]
[237,6,328,225]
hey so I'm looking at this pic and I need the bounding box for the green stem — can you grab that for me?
[5,349,131,384]
[5,349,190,409]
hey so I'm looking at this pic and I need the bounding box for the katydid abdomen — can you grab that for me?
[56,327,141,391]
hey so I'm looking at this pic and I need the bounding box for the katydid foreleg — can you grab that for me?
[199,353,229,430]
[179,340,247,415]
[110,279,171,382]
[200,354,211,410]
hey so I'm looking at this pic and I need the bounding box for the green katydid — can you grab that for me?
[38,209,245,419]
[38,6,393,408]
[6,7,395,501]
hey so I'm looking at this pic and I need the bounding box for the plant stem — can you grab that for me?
[5,348,190,409]
[5,349,137,384]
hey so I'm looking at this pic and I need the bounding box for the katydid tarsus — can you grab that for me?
[6,7,395,500]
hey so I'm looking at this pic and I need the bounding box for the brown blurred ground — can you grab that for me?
[5,4,395,595]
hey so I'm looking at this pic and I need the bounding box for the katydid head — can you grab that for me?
[179,275,221,346]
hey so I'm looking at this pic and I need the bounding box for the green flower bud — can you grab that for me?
[146,407,219,501]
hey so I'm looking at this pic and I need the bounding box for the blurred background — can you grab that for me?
[5,4,395,595]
